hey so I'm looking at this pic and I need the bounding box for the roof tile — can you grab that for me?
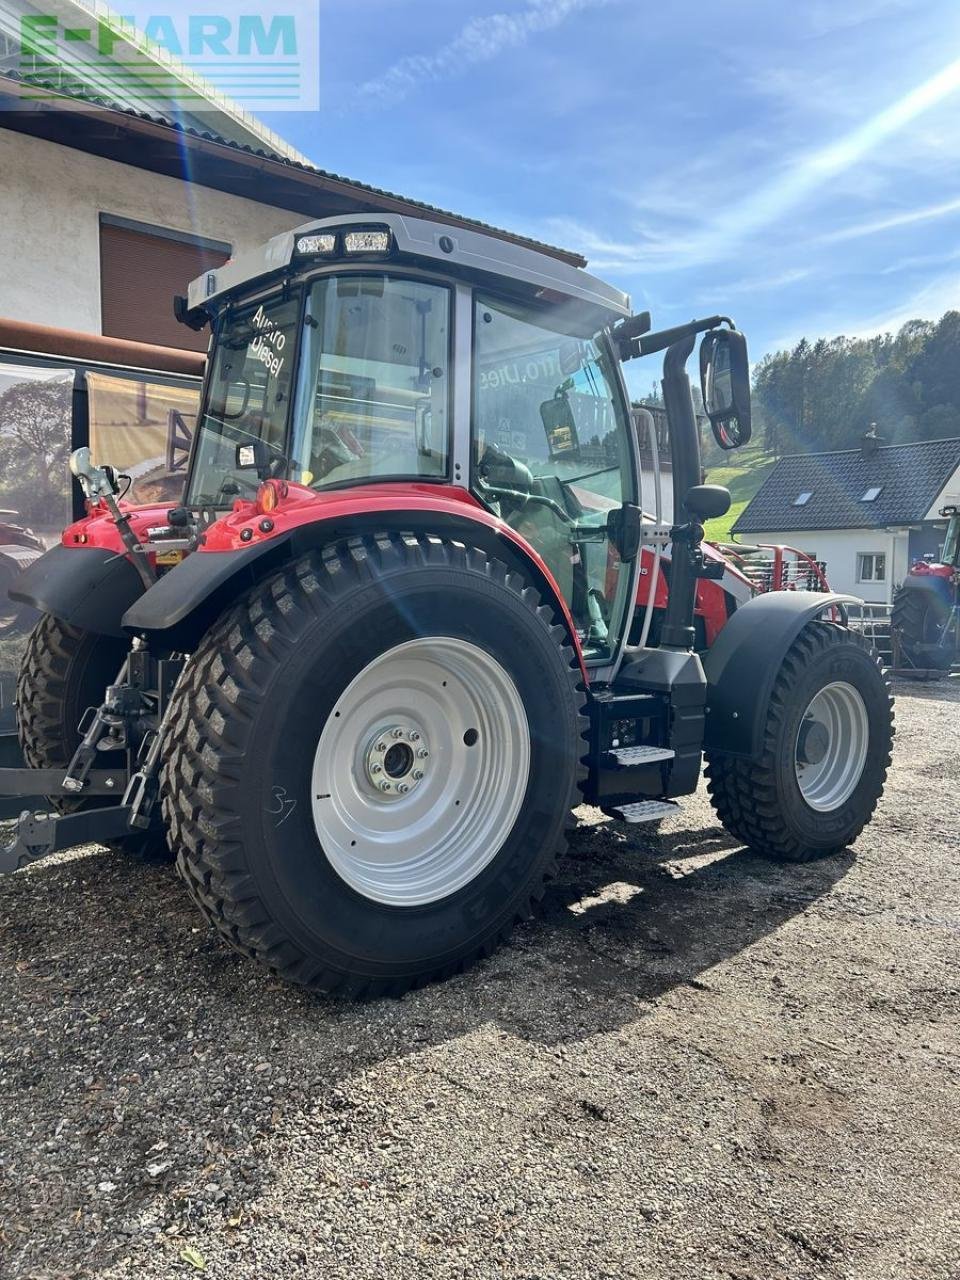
[732,437,960,533]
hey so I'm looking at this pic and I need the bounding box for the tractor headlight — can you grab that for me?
[295,233,338,256]
[343,229,392,254]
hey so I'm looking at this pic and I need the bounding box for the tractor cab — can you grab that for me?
[180,234,643,666]
[163,214,750,675]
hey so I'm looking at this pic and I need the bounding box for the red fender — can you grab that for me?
[200,482,589,676]
[81,483,589,676]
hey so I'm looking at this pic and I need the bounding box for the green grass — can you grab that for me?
[701,441,777,544]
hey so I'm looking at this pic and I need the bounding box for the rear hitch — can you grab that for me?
[0,640,183,873]
[0,805,135,874]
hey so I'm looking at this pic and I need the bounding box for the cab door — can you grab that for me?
[471,294,639,665]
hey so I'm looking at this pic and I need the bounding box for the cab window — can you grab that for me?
[291,275,451,489]
[186,293,299,508]
[472,295,634,661]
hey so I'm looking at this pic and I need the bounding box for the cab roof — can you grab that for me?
[186,213,631,324]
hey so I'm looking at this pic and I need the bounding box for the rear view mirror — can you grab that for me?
[235,439,273,477]
[540,393,581,461]
[699,329,751,450]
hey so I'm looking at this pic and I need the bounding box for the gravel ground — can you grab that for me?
[1,676,958,1280]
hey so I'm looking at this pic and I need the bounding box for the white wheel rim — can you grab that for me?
[794,681,869,812]
[311,637,531,906]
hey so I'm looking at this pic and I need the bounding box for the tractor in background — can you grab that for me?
[891,504,960,670]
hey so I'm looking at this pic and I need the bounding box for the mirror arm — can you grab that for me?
[659,333,703,651]
[617,314,732,363]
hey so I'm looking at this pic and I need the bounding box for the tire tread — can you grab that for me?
[161,532,588,997]
[705,621,894,862]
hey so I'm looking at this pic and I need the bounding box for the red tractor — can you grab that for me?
[2,215,894,996]
[891,505,959,670]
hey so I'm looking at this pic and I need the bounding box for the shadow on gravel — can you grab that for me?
[489,820,855,1044]
[0,819,855,1052]
[0,823,855,1277]
[890,673,960,702]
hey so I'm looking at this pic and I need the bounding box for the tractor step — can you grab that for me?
[608,745,675,766]
[608,799,680,824]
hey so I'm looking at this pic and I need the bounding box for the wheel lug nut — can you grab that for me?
[397,783,409,794]
[371,763,382,774]
[413,770,424,780]
[392,727,404,739]
[417,748,429,759]
[376,741,386,752]
[410,731,420,741]
[379,781,391,792]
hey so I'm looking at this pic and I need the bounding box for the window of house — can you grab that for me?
[793,491,812,506]
[857,552,886,582]
[99,215,231,352]
[861,486,883,502]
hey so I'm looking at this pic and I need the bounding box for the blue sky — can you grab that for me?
[256,0,960,392]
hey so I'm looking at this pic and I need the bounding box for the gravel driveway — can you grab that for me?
[1,676,958,1280]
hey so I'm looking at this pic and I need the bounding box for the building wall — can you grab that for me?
[0,127,307,336]
[740,527,909,604]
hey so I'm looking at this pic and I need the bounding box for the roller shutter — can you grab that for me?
[99,219,230,351]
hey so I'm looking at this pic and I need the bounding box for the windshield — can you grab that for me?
[186,294,300,508]
[290,275,451,488]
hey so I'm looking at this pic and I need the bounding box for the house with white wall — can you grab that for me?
[731,434,960,605]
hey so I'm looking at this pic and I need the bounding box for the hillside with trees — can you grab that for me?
[753,310,960,457]
[687,309,960,539]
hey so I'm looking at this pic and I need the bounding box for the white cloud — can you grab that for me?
[673,53,960,269]
[879,246,960,275]
[765,269,960,353]
[818,195,960,244]
[694,267,814,306]
[555,50,960,279]
[845,271,960,337]
[354,0,621,106]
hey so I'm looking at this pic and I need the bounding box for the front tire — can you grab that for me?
[161,534,587,997]
[705,622,893,862]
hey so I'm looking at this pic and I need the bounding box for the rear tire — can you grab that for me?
[161,534,587,997]
[705,622,893,862]
[891,584,955,669]
[17,613,169,861]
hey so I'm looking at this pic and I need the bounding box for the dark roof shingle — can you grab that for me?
[732,437,960,534]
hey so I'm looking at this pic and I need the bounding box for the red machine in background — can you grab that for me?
[891,504,960,669]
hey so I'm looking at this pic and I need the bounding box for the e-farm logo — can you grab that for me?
[14,0,319,112]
